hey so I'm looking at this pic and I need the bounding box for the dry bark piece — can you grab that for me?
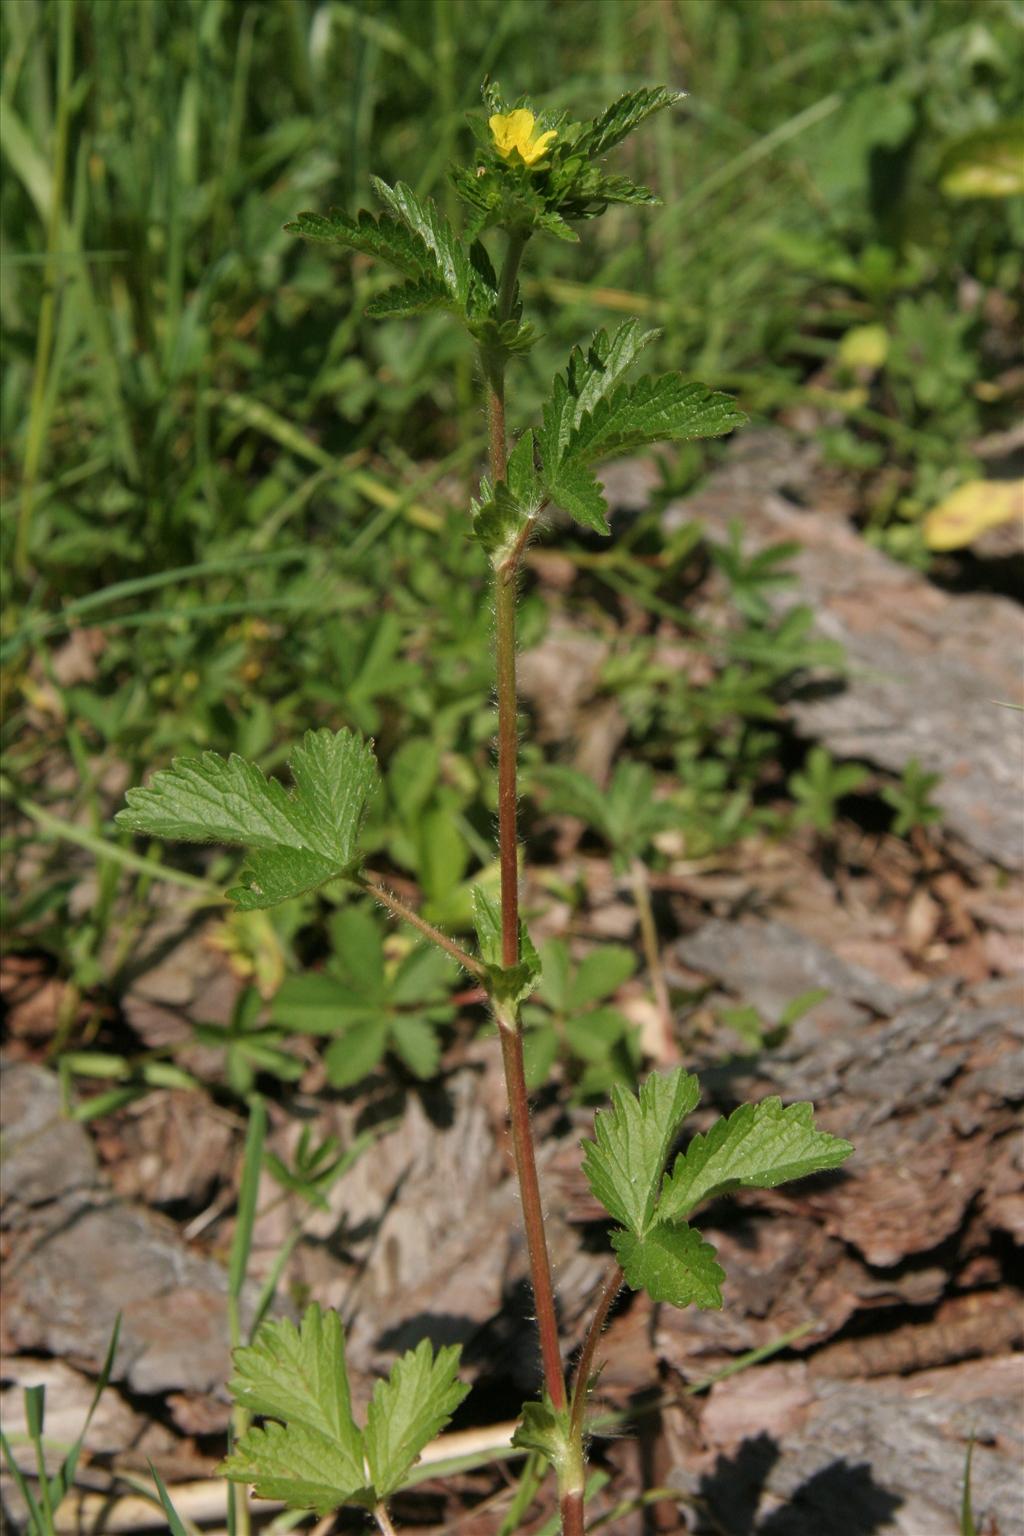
[682,1354,1023,1536]
[660,429,1024,869]
[0,1060,99,1216]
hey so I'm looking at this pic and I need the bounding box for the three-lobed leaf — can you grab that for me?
[220,1305,468,1517]
[583,1069,853,1313]
[536,321,745,535]
[116,729,378,909]
[658,1097,854,1225]
[220,1307,367,1510]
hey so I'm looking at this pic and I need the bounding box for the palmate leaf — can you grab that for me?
[364,1339,470,1499]
[658,1097,854,1224]
[581,1066,701,1236]
[612,1223,725,1309]
[116,729,378,909]
[220,1306,469,1517]
[574,86,685,160]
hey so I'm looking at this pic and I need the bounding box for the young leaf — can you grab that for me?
[575,86,684,160]
[284,208,435,281]
[117,729,379,909]
[658,1098,854,1225]
[220,1305,367,1512]
[573,374,745,463]
[473,885,541,1011]
[511,1400,574,1478]
[370,177,478,312]
[581,1066,701,1236]
[364,1339,470,1499]
[612,1223,724,1309]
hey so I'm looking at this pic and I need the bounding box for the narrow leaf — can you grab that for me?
[659,1098,854,1224]
[364,1339,470,1499]
[575,87,684,159]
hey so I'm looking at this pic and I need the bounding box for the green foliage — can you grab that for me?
[720,987,830,1053]
[193,985,304,1097]
[271,906,457,1085]
[657,1098,854,1224]
[264,1123,385,1212]
[521,939,640,1098]
[0,1319,121,1536]
[534,760,676,872]
[882,758,942,838]
[117,729,379,908]
[582,1068,852,1310]
[788,747,870,834]
[537,323,744,534]
[220,1304,468,1516]
[473,885,542,1012]
[708,524,801,624]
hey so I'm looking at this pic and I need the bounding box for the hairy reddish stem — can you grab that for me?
[569,1262,624,1446]
[485,231,567,1419]
[358,873,485,979]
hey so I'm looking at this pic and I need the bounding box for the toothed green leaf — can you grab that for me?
[371,177,480,311]
[537,322,740,534]
[117,729,378,909]
[658,1098,854,1224]
[612,1223,724,1309]
[219,1305,368,1513]
[575,86,685,160]
[582,1067,701,1236]
[364,1339,470,1499]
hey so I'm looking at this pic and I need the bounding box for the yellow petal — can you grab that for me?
[489,109,537,159]
[837,323,889,372]
[519,128,557,166]
[923,479,1023,551]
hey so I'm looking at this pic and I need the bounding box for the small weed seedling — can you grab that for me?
[118,85,853,1536]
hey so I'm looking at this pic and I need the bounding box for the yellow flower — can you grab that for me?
[489,108,557,167]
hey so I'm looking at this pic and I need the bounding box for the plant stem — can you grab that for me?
[497,1019,566,1412]
[485,230,567,1418]
[631,857,675,1059]
[569,1263,624,1446]
[358,873,486,979]
[374,1504,398,1536]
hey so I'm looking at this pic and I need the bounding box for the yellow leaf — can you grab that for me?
[838,323,889,372]
[207,909,286,998]
[939,123,1024,199]
[923,479,1023,551]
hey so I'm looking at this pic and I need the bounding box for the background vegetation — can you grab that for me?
[2,0,1021,1091]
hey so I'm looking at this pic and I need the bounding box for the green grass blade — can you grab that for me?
[147,1461,192,1536]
